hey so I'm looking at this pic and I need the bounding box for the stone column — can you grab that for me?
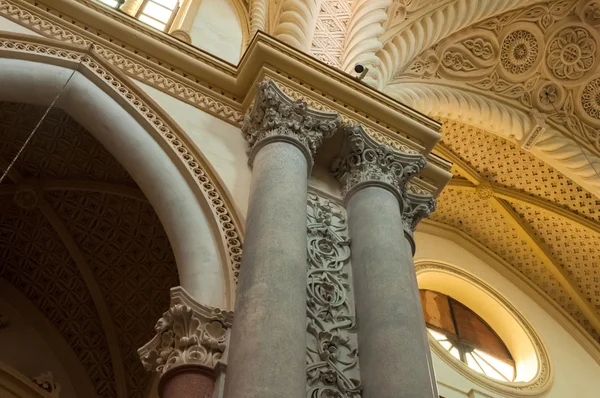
[332,125,438,398]
[138,287,234,398]
[120,0,143,16]
[223,80,340,398]
[169,0,202,43]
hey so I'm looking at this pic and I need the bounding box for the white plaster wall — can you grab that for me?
[0,298,78,398]
[0,16,43,36]
[414,231,600,398]
[133,80,251,220]
[189,0,243,64]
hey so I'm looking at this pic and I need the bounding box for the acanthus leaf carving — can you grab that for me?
[402,193,436,253]
[138,287,233,376]
[243,79,342,168]
[306,193,361,398]
[331,125,427,202]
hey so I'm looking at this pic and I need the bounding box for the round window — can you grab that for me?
[420,289,516,382]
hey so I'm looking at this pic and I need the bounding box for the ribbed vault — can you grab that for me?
[0,102,179,398]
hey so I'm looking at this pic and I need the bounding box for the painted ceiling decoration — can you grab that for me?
[0,102,179,398]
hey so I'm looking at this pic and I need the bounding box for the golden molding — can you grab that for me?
[415,260,553,398]
[0,0,445,157]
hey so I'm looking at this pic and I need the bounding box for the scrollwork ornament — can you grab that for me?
[138,287,233,376]
[546,26,596,81]
[581,77,600,120]
[500,30,539,75]
[331,125,427,202]
[402,194,436,254]
[242,80,341,168]
[306,193,361,397]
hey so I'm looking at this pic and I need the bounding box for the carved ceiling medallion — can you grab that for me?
[546,26,597,82]
[501,29,540,75]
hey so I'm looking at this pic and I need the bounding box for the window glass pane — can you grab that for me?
[153,0,178,9]
[472,352,507,381]
[466,353,482,373]
[138,15,166,30]
[141,1,173,23]
[427,328,447,341]
[475,349,515,381]
[449,347,461,360]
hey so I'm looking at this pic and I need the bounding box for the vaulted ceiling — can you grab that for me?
[269,0,600,353]
[0,102,178,398]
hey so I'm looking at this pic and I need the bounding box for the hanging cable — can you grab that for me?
[0,44,93,184]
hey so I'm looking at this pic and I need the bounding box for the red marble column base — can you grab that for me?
[159,365,215,398]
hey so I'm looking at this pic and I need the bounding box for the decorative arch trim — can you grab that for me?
[0,32,243,308]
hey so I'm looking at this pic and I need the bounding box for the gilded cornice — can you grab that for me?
[0,0,446,163]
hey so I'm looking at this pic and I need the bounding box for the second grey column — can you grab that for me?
[333,125,438,398]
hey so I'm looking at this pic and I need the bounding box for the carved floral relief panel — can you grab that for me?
[306,192,361,397]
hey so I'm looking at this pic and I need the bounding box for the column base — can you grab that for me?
[159,365,215,398]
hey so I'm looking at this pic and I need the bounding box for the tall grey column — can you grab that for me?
[332,125,438,398]
[224,80,340,398]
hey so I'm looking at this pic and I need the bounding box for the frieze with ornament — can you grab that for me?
[306,192,361,398]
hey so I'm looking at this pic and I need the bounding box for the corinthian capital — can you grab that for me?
[402,194,436,254]
[138,287,234,376]
[242,80,342,168]
[332,125,427,202]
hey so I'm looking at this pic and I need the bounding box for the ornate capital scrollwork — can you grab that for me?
[402,193,437,254]
[138,287,233,376]
[242,79,342,170]
[331,124,427,204]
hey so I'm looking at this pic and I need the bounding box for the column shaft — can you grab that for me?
[347,187,436,398]
[224,142,309,398]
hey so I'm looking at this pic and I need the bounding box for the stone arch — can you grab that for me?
[0,35,242,310]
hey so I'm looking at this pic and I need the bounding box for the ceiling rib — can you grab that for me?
[438,145,600,332]
[446,180,600,235]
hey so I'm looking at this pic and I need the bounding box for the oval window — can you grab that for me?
[420,289,516,382]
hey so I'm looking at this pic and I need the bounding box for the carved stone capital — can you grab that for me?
[332,124,428,203]
[402,194,437,255]
[138,287,234,377]
[242,80,342,170]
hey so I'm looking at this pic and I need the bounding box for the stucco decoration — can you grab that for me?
[331,124,427,201]
[138,287,233,376]
[402,193,437,253]
[386,0,600,196]
[340,0,391,72]
[306,192,361,398]
[311,0,352,67]
[243,79,342,168]
[273,0,322,51]
[366,0,543,88]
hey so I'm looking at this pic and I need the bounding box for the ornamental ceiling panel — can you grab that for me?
[509,202,600,311]
[310,0,352,67]
[45,190,178,398]
[0,102,178,398]
[440,119,600,222]
[0,196,116,398]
